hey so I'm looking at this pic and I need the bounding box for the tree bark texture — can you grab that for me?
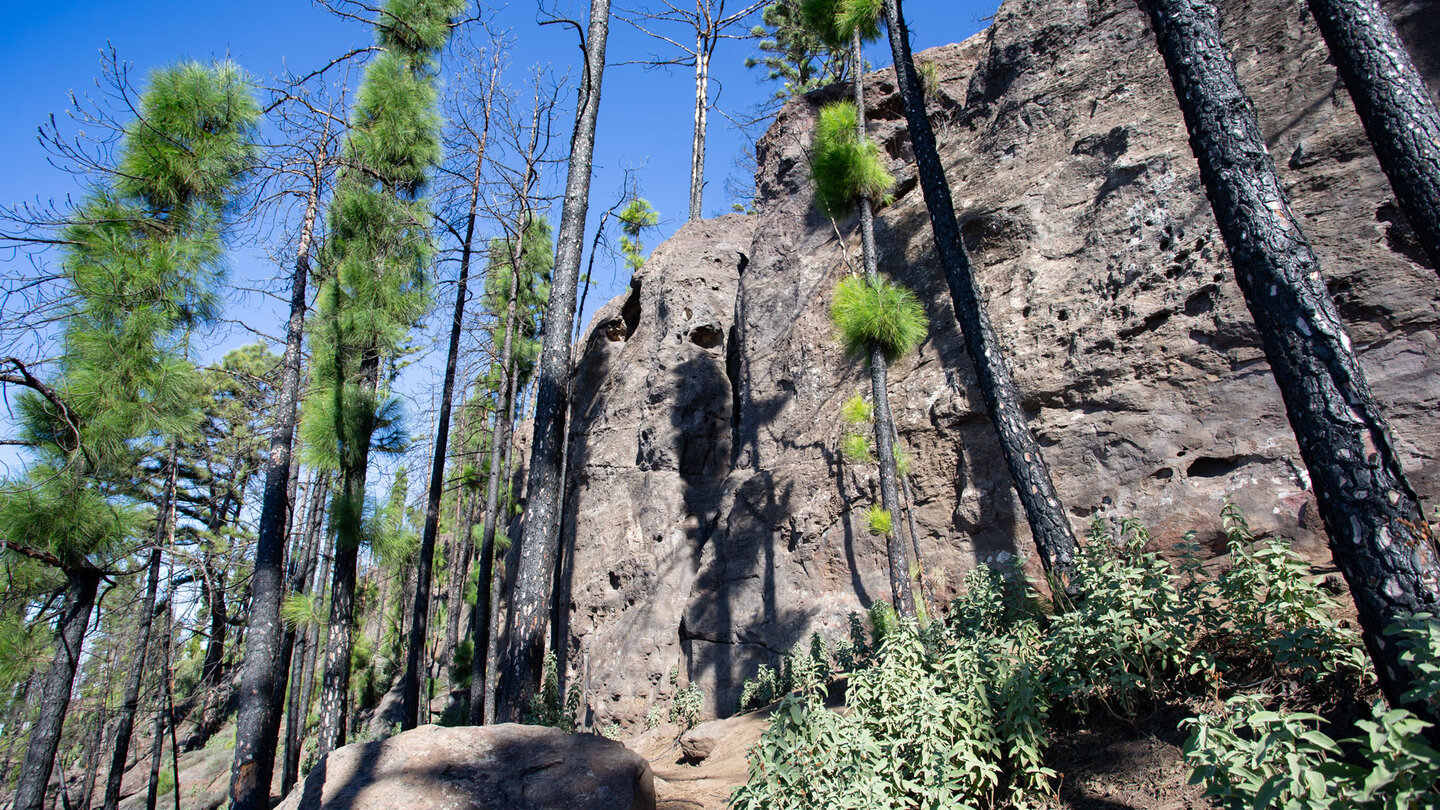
[229,145,322,810]
[314,462,367,757]
[279,473,326,792]
[1141,0,1440,719]
[880,0,1078,580]
[14,568,101,810]
[1307,0,1440,273]
[494,0,612,723]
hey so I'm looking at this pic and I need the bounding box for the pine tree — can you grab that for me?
[803,0,923,617]
[618,197,660,272]
[228,89,339,810]
[469,214,553,724]
[0,61,257,810]
[876,0,1078,581]
[746,0,848,97]
[399,38,499,732]
[1141,0,1440,726]
[304,0,464,759]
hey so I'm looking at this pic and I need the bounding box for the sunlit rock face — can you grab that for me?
[556,0,1440,726]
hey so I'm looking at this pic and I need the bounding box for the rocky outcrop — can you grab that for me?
[559,0,1440,725]
[276,724,654,810]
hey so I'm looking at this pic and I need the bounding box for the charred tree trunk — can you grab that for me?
[402,128,490,729]
[285,521,331,790]
[441,485,478,693]
[1142,0,1440,722]
[280,473,327,792]
[495,11,615,714]
[1306,0,1440,273]
[14,567,102,810]
[469,243,524,724]
[101,451,174,810]
[143,700,164,810]
[879,0,1077,580]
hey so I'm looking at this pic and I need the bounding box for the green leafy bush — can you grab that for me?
[731,500,1405,809]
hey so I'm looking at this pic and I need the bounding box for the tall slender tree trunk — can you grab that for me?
[229,133,324,810]
[14,568,102,810]
[280,472,326,792]
[441,440,478,693]
[689,35,710,221]
[1141,0,1440,723]
[1307,0,1440,273]
[469,235,525,724]
[285,524,331,790]
[143,696,165,810]
[315,346,378,758]
[101,454,175,810]
[402,127,491,729]
[848,26,916,619]
[879,0,1077,580]
[495,0,612,724]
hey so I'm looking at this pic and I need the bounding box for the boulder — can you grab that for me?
[276,724,655,810]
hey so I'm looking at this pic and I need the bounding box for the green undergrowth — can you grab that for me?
[730,501,1440,809]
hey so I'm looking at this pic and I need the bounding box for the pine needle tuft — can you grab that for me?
[810,101,894,219]
[830,274,928,363]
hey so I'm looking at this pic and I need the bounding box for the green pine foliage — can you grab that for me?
[800,0,882,48]
[840,432,874,463]
[809,101,894,219]
[2,59,257,561]
[618,198,659,272]
[830,274,927,363]
[745,0,848,97]
[840,393,872,425]
[864,504,892,536]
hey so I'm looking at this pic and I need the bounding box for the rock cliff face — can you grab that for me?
[556,0,1440,726]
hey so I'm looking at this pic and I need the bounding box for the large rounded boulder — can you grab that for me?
[277,723,655,810]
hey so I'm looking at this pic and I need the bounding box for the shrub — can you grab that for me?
[731,499,1408,809]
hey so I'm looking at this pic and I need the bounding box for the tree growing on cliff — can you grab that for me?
[806,0,926,617]
[0,59,257,810]
[619,197,660,271]
[875,0,1078,583]
[1305,0,1440,275]
[746,0,847,97]
[1140,0,1440,726]
[810,104,925,617]
[303,0,463,758]
[494,0,613,723]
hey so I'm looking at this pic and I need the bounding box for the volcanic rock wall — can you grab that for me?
[555,0,1440,726]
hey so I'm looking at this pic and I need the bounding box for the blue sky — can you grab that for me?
[0,0,999,479]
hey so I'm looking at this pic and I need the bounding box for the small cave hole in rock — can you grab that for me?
[690,324,724,349]
[1186,456,1240,479]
